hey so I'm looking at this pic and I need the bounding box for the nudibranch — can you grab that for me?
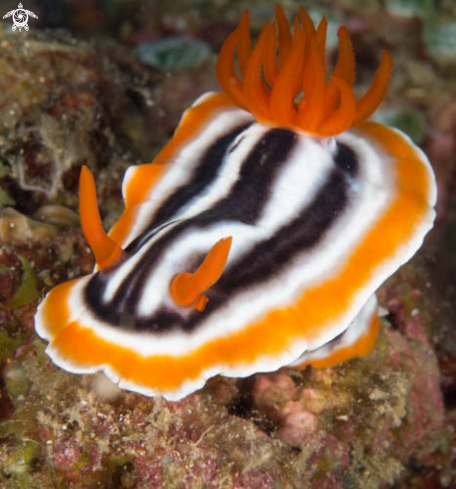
[35,5,437,400]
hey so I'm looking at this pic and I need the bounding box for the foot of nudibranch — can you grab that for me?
[289,294,380,369]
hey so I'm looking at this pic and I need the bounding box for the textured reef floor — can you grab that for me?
[0,1,455,487]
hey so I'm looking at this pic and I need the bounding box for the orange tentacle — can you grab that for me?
[353,51,393,124]
[332,27,356,86]
[354,51,393,125]
[315,17,328,59]
[263,23,278,88]
[275,4,292,68]
[297,29,327,131]
[298,5,315,35]
[237,11,252,78]
[300,17,316,108]
[216,6,392,137]
[317,77,356,136]
[170,237,232,310]
[216,24,248,110]
[270,20,306,126]
[79,166,123,269]
[324,26,356,118]
[243,21,273,121]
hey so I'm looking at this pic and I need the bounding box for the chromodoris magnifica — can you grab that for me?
[35,5,437,400]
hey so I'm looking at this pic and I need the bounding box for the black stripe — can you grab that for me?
[85,130,354,335]
[214,168,348,291]
[194,166,349,333]
[126,166,348,333]
[126,122,252,253]
[85,128,297,329]
[334,142,358,177]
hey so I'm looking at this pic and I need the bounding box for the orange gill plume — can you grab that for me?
[216,5,393,137]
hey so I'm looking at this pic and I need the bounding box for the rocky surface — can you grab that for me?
[0,1,455,487]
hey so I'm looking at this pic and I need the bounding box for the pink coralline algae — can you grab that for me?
[0,3,455,487]
[0,214,450,488]
[50,437,82,472]
[276,402,318,446]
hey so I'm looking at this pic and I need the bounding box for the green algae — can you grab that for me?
[5,366,30,402]
[0,330,21,364]
[384,0,434,18]
[0,188,15,207]
[6,256,39,309]
[136,38,212,72]
[0,2,453,487]
[425,19,456,64]
[1,440,40,477]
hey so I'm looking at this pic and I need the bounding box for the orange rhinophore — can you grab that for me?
[35,6,436,401]
[216,5,393,136]
[170,237,232,310]
[79,166,123,269]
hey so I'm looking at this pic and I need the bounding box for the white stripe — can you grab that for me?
[119,107,254,247]
[43,125,435,363]
[60,127,388,355]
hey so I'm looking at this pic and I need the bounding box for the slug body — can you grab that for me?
[35,6,436,400]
